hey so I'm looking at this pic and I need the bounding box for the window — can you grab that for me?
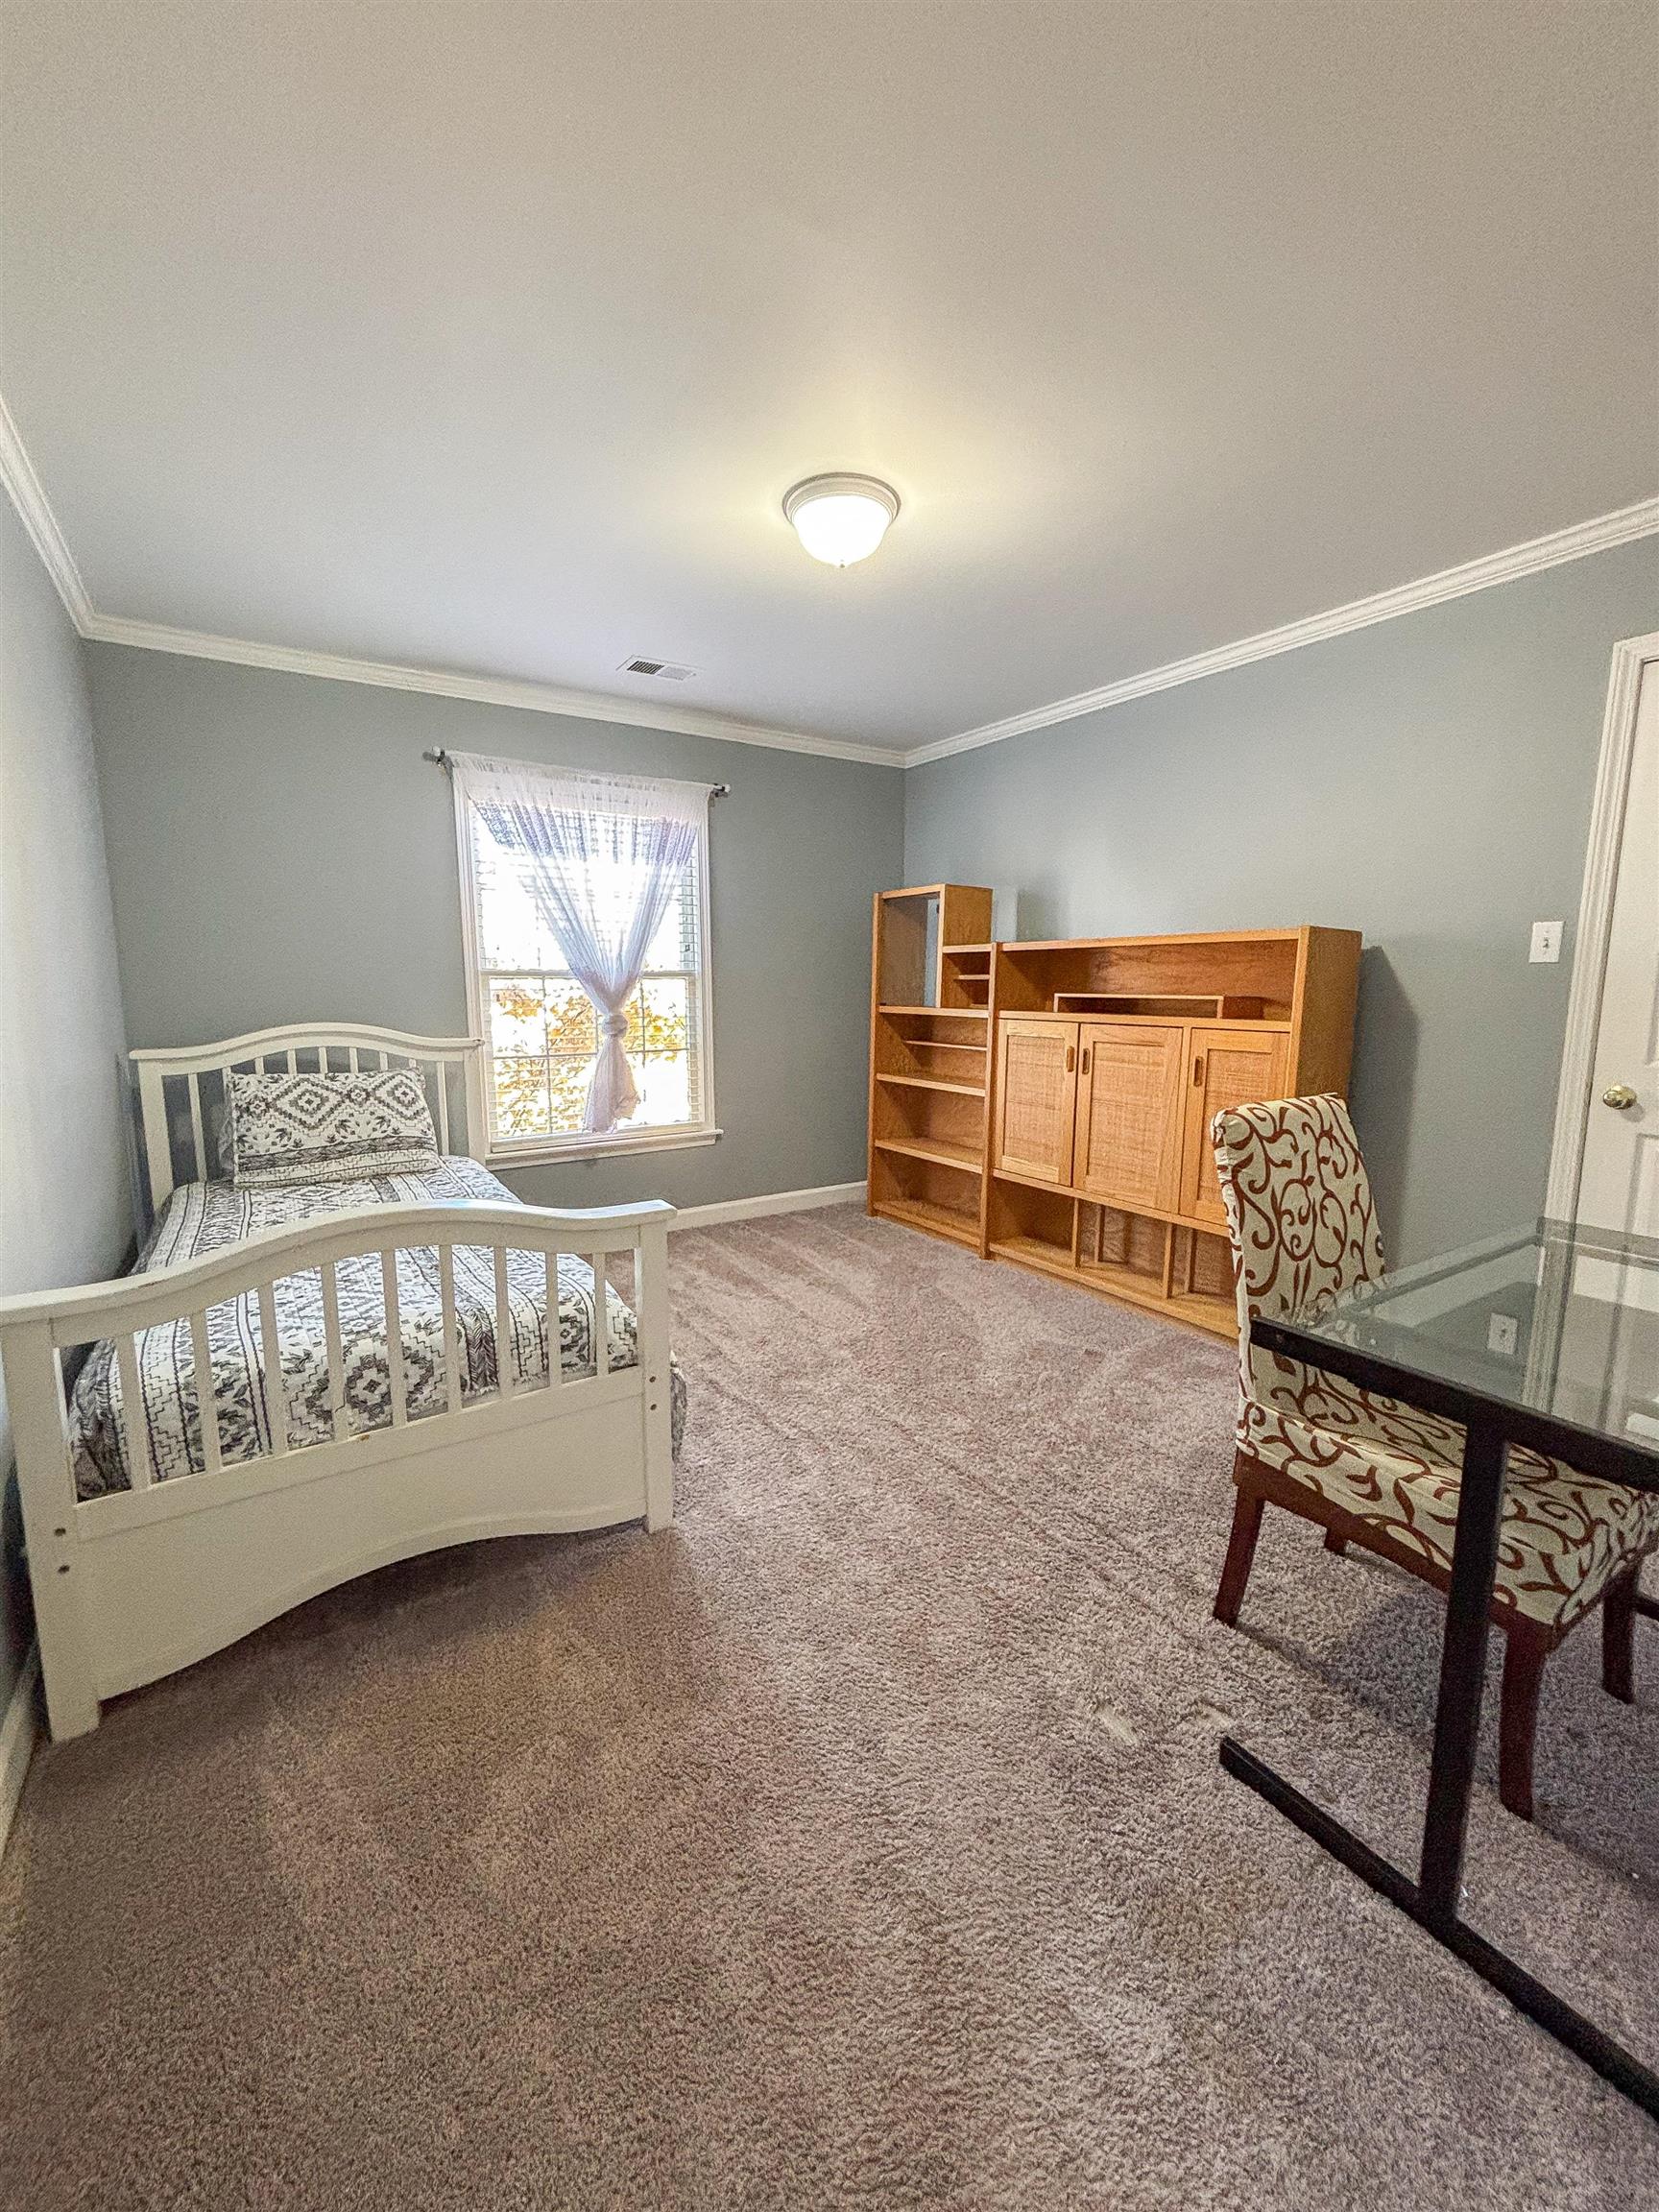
[453,757,715,1162]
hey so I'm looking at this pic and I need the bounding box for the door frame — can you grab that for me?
[1544,630,1659,1221]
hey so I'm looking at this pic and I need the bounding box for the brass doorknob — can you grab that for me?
[1602,1084,1639,1111]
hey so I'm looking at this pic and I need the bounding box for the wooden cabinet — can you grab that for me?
[999,1013,1285,1227]
[995,1019,1078,1185]
[1177,1025,1290,1227]
[1073,1022,1185,1213]
[985,927,1359,1337]
[877,913,1361,1341]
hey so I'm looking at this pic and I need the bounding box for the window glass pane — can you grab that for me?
[642,866,695,972]
[639,975,689,1053]
[472,824,562,971]
[635,1053,691,1126]
[544,981,596,1057]
[547,1056,589,1133]
[492,1056,551,1136]
[489,978,548,1054]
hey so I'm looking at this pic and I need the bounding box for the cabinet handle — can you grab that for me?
[1065,1044,1076,1073]
[1192,1052,1207,1087]
[1080,1046,1092,1075]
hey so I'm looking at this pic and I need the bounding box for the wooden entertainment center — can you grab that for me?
[868,884,1361,1338]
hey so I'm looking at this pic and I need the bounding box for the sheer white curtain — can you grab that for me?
[460,757,707,1134]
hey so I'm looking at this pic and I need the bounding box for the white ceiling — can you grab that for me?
[2,1,1654,755]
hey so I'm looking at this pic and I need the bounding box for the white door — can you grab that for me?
[1577,654,1659,1236]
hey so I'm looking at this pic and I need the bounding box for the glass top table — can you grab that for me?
[1222,1217,1659,2118]
[1267,1217,1659,1486]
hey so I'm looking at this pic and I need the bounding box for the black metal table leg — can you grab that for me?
[1226,1292,1659,2117]
[1217,1410,1659,2119]
[1218,1734,1659,2116]
[1419,1419,1508,1924]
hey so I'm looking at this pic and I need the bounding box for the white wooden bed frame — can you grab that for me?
[0,1022,675,1743]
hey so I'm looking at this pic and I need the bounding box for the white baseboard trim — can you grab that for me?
[0,1645,41,1863]
[669,1181,866,1232]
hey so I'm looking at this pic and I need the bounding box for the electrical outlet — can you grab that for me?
[1529,920,1562,964]
[1487,1312,1519,1358]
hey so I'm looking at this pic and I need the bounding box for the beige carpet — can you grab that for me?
[2,1206,1656,2209]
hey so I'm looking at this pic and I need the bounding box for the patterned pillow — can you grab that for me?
[226,1069,441,1189]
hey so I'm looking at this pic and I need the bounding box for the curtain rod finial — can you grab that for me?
[423,748,450,767]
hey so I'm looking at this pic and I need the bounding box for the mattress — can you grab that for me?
[69,1155,685,1501]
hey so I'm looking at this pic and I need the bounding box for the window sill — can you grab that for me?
[485,1125,722,1170]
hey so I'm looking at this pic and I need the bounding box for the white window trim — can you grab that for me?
[450,757,719,1167]
[477,1124,724,1171]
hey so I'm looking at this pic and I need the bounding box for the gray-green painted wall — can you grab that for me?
[904,537,1658,1263]
[84,646,902,1213]
[77,534,1659,1270]
[0,497,130,1718]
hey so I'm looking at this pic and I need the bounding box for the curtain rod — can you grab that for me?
[422,747,730,798]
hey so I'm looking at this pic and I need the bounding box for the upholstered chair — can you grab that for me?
[1209,1094,1659,1820]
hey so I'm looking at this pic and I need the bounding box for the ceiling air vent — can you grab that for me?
[619,657,698,682]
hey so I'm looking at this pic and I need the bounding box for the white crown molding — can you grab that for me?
[0,383,898,766]
[0,393,94,630]
[5,381,1652,774]
[82,613,903,767]
[902,496,1659,769]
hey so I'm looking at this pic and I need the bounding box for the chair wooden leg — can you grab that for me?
[1214,1488,1265,1626]
[1499,1627,1549,1822]
[1323,1526,1348,1556]
[1603,1568,1638,1703]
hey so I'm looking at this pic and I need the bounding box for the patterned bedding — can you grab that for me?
[69,1156,685,1501]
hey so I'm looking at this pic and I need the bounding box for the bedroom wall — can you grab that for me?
[904,534,1659,1263]
[0,494,131,1716]
[83,645,904,1213]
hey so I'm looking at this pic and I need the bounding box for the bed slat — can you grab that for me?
[381,1249,408,1426]
[493,1245,515,1398]
[137,1064,173,1226]
[592,1256,610,1378]
[435,1068,450,1153]
[114,1334,155,1491]
[187,1078,206,1187]
[188,1310,223,1474]
[544,1252,562,1388]
[321,1260,347,1444]
[257,1282,288,1457]
[439,1243,459,1411]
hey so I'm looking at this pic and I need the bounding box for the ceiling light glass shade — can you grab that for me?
[782,473,901,566]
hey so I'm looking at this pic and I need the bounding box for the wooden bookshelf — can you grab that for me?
[868,886,995,1247]
[870,900,1361,1342]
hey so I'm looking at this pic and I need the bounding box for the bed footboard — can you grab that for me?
[0,1198,675,1742]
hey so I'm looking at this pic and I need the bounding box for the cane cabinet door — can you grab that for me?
[995,1020,1079,1186]
[1178,1026,1291,1226]
[1073,1023,1185,1213]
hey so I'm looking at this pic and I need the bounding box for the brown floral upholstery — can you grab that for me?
[1212,1095,1659,1631]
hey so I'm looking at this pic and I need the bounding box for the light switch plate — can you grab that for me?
[1487,1312,1519,1358]
[1530,920,1563,964]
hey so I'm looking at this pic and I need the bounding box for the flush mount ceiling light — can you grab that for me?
[782,473,901,567]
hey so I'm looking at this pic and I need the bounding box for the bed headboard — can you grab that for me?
[130,1023,481,1224]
